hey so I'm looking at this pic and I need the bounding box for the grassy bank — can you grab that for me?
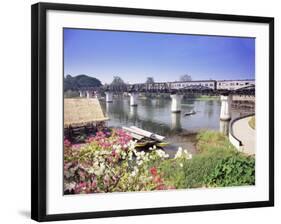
[248,116,255,129]
[158,131,255,188]
[194,95,219,100]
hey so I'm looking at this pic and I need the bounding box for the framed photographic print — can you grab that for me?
[31,2,274,222]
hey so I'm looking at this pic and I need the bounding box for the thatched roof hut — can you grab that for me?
[64,98,108,128]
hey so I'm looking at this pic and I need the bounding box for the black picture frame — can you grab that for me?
[31,2,274,222]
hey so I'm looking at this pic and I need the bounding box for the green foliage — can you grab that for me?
[179,74,192,81]
[157,159,186,188]
[64,74,102,91]
[64,129,174,194]
[194,95,219,100]
[146,77,155,84]
[196,130,237,154]
[204,155,255,187]
[64,90,80,98]
[110,76,125,86]
[181,153,226,188]
[64,129,255,193]
[248,116,255,130]
[158,131,255,189]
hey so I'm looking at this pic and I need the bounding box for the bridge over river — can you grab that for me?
[78,80,255,122]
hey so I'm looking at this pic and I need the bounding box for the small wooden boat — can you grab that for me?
[135,141,155,148]
[122,126,169,149]
[129,126,165,141]
[156,142,169,147]
[184,110,196,116]
[135,141,169,149]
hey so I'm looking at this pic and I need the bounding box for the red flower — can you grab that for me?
[156,184,165,190]
[153,176,162,184]
[150,167,158,176]
[64,139,71,147]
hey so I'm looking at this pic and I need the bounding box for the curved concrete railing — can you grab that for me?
[229,113,255,151]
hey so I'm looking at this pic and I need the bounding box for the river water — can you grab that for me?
[100,96,252,155]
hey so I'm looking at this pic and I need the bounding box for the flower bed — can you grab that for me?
[64,129,188,194]
[64,129,254,194]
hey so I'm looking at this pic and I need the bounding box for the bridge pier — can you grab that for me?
[86,91,91,99]
[220,95,232,121]
[129,92,139,106]
[105,92,113,103]
[170,94,183,113]
[79,90,84,98]
[220,120,230,135]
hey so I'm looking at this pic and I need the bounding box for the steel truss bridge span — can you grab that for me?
[102,83,255,96]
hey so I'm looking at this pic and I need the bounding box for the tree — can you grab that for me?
[179,74,192,82]
[146,77,155,84]
[64,74,102,91]
[111,76,125,86]
[109,76,127,91]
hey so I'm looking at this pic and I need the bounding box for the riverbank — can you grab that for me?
[192,95,219,100]
[156,130,255,188]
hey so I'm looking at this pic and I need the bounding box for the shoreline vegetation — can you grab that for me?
[64,129,255,194]
[248,116,255,129]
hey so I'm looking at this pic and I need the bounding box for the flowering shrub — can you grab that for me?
[64,129,174,194]
[64,129,254,193]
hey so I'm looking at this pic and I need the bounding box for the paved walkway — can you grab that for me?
[232,116,255,155]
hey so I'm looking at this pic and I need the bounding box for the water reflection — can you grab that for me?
[101,97,252,144]
[129,106,138,120]
[106,102,113,114]
[171,113,182,131]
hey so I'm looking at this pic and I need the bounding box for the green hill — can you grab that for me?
[64,74,102,91]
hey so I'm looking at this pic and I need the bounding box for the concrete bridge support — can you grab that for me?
[105,92,113,103]
[86,91,91,99]
[79,90,84,98]
[170,94,183,113]
[220,95,232,121]
[220,120,230,135]
[129,92,139,106]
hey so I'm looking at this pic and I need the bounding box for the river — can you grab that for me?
[100,96,252,156]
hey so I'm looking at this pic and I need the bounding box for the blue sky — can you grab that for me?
[64,28,255,84]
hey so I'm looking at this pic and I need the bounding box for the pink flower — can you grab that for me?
[72,144,81,149]
[153,176,162,184]
[150,167,158,176]
[156,184,165,190]
[79,182,86,188]
[103,175,110,187]
[64,139,71,147]
[112,150,116,157]
[91,181,97,188]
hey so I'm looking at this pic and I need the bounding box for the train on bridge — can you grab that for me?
[145,79,255,91]
[79,79,255,94]
[121,79,255,95]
